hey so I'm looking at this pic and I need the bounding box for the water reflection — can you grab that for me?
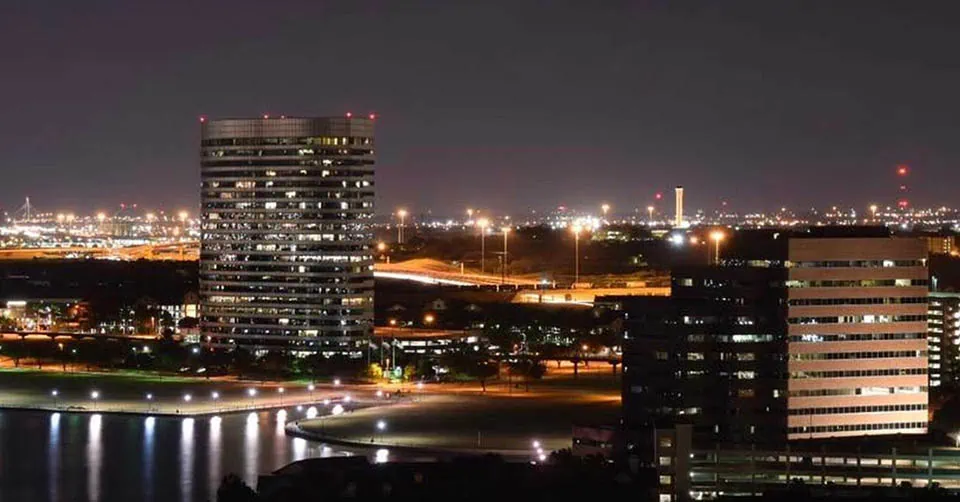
[208,416,222,496]
[49,413,60,502]
[87,414,102,502]
[244,412,259,483]
[144,417,155,502]
[180,418,195,502]
[3,410,373,502]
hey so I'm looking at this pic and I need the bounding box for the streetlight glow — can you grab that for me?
[247,388,257,397]
[91,390,100,399]
[377,420,387,431]
[211,391,220,400]
[51,389,58,397]
[183,393,192,402]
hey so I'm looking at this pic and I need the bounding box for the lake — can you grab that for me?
[0,409,356,502]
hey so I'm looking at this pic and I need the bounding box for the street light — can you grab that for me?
[709,230,725,264]
[333,378,341,387]
[183,393,192,402]
[501,226,510,284]
[91,390,100,411]
[424,313,435,326]
[647,205,655,224]
[278,387,285,406]
[396,209,408,244]
[211,391,220,400]
[477,218,490,273]
[247,388,257,408]
[307,383,315,401]
[571,224,582,286]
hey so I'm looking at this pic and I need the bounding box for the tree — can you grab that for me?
[509,358,546,391]
[216,474,259,502]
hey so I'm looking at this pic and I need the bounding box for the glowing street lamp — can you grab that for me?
[396,209,408,244]
[477,218,490,273]
[278,387,285,406]
[90,390,100,411]
[247,388,257,408]
[709,230,725,264]
[571,224,583,286]
[333,378,341,387]
[424,313,435,326]
[183,393,192,402]
[211,391,220,400]
[307,383,315,401]
[501,226,511,284]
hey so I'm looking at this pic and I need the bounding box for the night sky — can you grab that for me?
[2,1,959,217]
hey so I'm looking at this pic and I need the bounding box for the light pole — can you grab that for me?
[710,230,725,264]
[308,383,315,402]
[477,218,489,273]
[396,209,407,244]
[278,387,285,407]
[90,390,100,411]
[247,388,257,409]
[376,419,387,442]
[571,224,582,286]
[501,227,510,284]
[51,389,59,408]
[647,205,655,224]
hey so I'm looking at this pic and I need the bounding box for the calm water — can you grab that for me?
[0,409,356,502]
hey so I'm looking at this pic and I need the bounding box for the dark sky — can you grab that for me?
[2,1,960,217]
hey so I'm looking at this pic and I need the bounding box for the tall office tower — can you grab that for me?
[199,116,375,352]
[617,228,929,449]
[928,292,960,388]
[674,186,684,228]
[785,234,928,439]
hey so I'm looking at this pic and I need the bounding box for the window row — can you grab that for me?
[789,350,925,361]
[788,403,927,415]
[789,368,927,379]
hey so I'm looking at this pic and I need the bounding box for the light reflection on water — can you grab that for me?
[0,408,373,502]
[87,414,102,502]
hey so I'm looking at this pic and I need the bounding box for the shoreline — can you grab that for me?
[284,420,530,460]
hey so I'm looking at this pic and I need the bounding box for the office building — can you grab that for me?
[928,291,960,388]
[199,116,375,352]
[619,229,929,451]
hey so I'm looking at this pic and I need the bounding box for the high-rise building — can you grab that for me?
[617,228,929,450]
[674,186,684,228]
[928,291,960,388]
[199,116,375,352]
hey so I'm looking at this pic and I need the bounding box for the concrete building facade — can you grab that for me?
[619,230,930,452]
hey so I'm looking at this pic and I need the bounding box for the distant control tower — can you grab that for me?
[674,186,684,227]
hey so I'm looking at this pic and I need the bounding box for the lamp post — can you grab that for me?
[90,390,100,411]
[501,227,510,284]
[278,387,285,407]
[571,224,582,286]
[477,218,489,273]
[308,383,315,402]
[51,389,59,408]
[396,209,407,244]
[709,230,725,264]
[247,388,257,409]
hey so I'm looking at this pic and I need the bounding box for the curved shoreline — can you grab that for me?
[284,421,530,460]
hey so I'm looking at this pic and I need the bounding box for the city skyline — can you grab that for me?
[4,1,960,214]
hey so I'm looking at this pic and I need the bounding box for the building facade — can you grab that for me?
[928,292,960,388]
[620,230,930,451]
[199,117,375,352]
